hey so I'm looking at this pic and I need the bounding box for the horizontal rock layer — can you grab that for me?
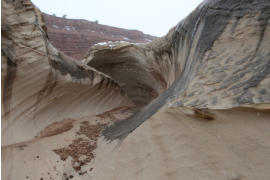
[43,13,156,60]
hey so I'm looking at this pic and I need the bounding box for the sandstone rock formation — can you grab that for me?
[2,0,270,180]
[43,13,156,60]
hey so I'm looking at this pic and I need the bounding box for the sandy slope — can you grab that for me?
[96,107,270,180]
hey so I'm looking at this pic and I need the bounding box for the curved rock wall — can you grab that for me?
[2,0,270,180]
[84,35,179,106]
[101,0,270,140]
[1,0,133,146]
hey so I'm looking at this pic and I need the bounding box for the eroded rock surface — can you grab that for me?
[2,0,270,180]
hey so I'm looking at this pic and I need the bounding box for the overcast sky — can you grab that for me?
[31,0,203,37]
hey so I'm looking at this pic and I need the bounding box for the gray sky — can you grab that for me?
[31,0,203,37]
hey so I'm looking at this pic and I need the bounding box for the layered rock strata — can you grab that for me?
[43,13,156,60]
[2,0,270,180]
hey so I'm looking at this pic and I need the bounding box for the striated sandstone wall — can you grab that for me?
[2,0,270,180]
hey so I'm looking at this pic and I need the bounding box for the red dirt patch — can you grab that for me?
[53,108,134,174]
[37,119,75,138]
[76,121,104,140]
[53,138,95,172]
[53,122,103,174]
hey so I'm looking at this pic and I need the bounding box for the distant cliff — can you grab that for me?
[43,13,156,60]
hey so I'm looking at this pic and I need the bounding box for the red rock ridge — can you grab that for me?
[43,13,156,60]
